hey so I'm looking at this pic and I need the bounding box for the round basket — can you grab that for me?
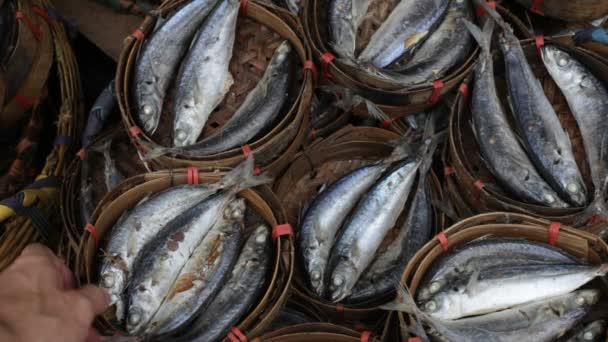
[447,37,608,229]
[74,168,294,339]
[254,323,381,342]
[302,1,529,119]
[273,125,445,331]
[514,0,608,22]
[116,0,313,177]
[396,212,608,340]
[0,0,84,270]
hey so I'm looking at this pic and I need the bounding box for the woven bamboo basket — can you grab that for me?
[303,1,529,119]
[396,212,608,340]
[273,125,445,333]
[514,0,608,22]
[252,323,382,341]
[74,168,294,339]
[117,0,313,177]
[447,37,608,229]
[95,0,162,15]
[0,0,84,271]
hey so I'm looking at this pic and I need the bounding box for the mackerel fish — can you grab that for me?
[328,0,372,59]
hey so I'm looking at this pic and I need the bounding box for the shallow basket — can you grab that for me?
[273,125,445,334]
[117,0,313,177]
[74,168,294,339]
[396,212,608,340]
[514,0,608,22]
[448,37,608,229]
[252,323,382,341]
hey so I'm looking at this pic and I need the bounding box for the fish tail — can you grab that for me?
[142,142,174,160]
[221,155,273,191]
[463,19,494,54]
[474,0,510,31]
[595,263,608,276]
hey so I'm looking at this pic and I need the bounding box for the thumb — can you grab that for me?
[77,285,111,316]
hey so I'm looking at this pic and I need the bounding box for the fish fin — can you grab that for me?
[383,137,414,164]
[222,155,273,191]
[465,269,481,296]
[364,98,390,122]
[379,280,430,342]
[462,19,494,54]
[139,139,176,160]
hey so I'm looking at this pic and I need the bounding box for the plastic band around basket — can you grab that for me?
[320,52,336,79]
[85,223,99,245]
[530,0,544,15]
[187,167,200,185]
[241,144,252,158]
[129,126,143,137]
[458,83,469,99]
[444,166,456,177]
[436,232,449,252]
[227,327,248,342]
[14,93,36,110]
[309,128,318,141]
[380,118,393,129]
[409,338,422,342]
[535,35,545,57]
[131,29,145,41]
[31,5,51,24]
[272,224,293,240]
[360,331,372,342]
[240,0,248,16]
[473,179,485,199]
[426,80,444,105]
[16,138,33,154]
[336,303,345,313]
[475,0,496,17]
[304,60,318,79]
[588,214,604,226]
[15,11,42,41]
[548,222,561,246]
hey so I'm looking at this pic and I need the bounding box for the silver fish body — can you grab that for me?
[542,45,608,199]
[181,225,271,342]
[96,138,123,193]
[300,163,390,297]
[422,263,608,320]
[173,0,240,147]
[464,20,566,208]
[499,29,587,207]
[328,160,419,302]
[328,0,372,59]
[126,193,243,334]
[134,0,220,134]
[566,320,606,342]
[147,205,244,335]
[358,0,450,68]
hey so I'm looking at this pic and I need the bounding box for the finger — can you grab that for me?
[19,243,57,260]
[85,327,101,342]
[57,259,75,290]
[10,244,65,290]
[76,285,111,316]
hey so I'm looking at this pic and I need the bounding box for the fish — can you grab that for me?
[383,0,474,87]
[92,138,124,193]
[421,263,608,320]
[146,203,244,335]
[489,8,588,207]
[463,19,567,208]
[134,0,221,134]
[79,158,95,226]
[99,157,264,321]
[541,45,608,215]
[299,142,411,297]
[286,0,301,14]
[328,0,372,59]
[146,41,292,159]
[328,158,420,302]
[417,237,581,302]
[566,320,606,342]
[180,225,271,342]
[358,0,450,68]
[173,0,240,147]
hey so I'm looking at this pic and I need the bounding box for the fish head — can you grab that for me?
[568,289,600,309]
[579,321,606,341]
[126,305,149,335]
[126,294,157,335]
[541,45,581,90]
[307,262,325,297]
[422,290,459,319]
[173,106,200,147]
[417,279,445,302]
[136,82,163,134]
[224,198,246,221]
[274,41,292,63]
[329,265,357,303]
[558,171,588,208]
[99,263,127,308]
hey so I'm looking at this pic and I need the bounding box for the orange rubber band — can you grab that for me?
[320,52,336,79]
[77,148,87,160]
[240,0,248,16]
[548,222,561,246]
[187,167,199,185]
[475,0,496,17]
[426,80,444,105]
[272,224,293,240]
[129,126,143,137]
[131,29,145,41]
[85,223,99,245]
[436,232,449,252]
[304,60,317,79]
[530,0,544,15]
[360,331,372,342]
[241,144,252,158]
[459,83,469,99]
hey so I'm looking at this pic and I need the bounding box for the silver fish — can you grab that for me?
[328,0,372,59]
[383,0,473,87]
[328,159,419,302]
[147,202,244,335]
[182,225,271,342]
[173,0,240,147]
[421,263,608,320]
[358,0,450,68]
[566,320,606,342]
[286,0,301,14]
[542,45,608,209]
[147,41,292,158]
[91,138,123,193]
[463,20,566,208]
[300,144,410,297]
[134,0,221,134]
[493,10,587,207]
[79,158,95,226]
[417,237,580,302]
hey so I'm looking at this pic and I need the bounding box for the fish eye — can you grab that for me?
[102,274,115,288]
[429,281,441,293]
[558,58,568,67]
[583,331,594,340]
[425,301,437,312]
[575,296,586,306]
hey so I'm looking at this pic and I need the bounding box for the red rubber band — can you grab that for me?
[444,166,456,176]
[31,6,51,24]
[474,179,485,191]
[475,0,497,17]
[77,148,87,160]
[253,167,262,176]
[14,93,35,110]
[229,327,247,342]
[360,331,372,342]
[336,303,345,313]
[272,224,293,240]
[241,145,252,158]
[548,222,561,246]
[16,11,41,41]
[459,83,469,99]
[131,29,145,41]
[588,214,602,226]
[309,129,318,141]
[530,0,544,15]
[85,223,99,245]
[227,333,239,342]
[304,60,318,79]
[129,126,143,137]
[409,338,423,342]
[240,0,248,16]
[436,232,449,252]
[426,80,444,105]
[187,167,199,185]
[535,35,545,56]
[380,119,393,129]
[320,52,336,79]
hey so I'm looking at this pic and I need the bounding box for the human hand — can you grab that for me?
[0,244,109,342]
